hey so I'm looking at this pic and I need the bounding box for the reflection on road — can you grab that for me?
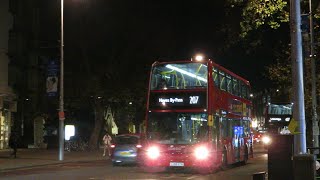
[1,144,267,180]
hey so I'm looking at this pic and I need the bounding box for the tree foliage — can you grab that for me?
[240,0,289,37]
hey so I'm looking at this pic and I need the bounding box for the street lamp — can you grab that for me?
[195,55,204,61]
[290,0,306,154]
[308,0,319,155]
[191,54,205,62]
[58,0,65,161]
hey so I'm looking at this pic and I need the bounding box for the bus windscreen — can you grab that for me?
[147,112,208,144]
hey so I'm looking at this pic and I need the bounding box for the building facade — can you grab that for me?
[8,0,56,148]
[0,0,16,149]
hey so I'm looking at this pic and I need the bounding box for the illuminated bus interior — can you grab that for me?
[150,63,208,90]
[220,118,251,139]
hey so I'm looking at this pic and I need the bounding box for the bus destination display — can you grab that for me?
[149,91,207,109]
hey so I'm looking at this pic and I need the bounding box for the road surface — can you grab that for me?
[1,144,267,180]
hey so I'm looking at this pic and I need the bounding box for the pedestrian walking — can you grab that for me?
[102,131,112,157]
[9,130,19,158]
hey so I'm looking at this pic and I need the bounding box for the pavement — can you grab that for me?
[0,147,108,172]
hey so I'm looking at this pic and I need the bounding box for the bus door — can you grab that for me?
[220,117,233,163]
[212,116,220,150]
[232,122,243,162]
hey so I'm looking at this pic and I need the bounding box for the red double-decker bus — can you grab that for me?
[141,59,253,172]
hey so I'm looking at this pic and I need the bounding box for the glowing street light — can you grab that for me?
[195,55,204,61]
[191,54,205,61]
[252,120,258,128]
[65,125,75,140]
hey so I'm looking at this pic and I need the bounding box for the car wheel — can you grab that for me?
[112,162,119,167]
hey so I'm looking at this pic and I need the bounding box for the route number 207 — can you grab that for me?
[189,96,199,104]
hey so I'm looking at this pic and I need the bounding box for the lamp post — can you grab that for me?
[58,0,65,161]
[309,0,319,155]
[290,0,307,154]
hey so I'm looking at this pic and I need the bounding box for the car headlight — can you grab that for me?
[194,146,209,160]
[262,136,271,144]
[146,146,160,159]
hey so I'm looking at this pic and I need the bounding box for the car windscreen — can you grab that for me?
[115,136,139,145]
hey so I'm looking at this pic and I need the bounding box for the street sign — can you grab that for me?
[288,118,299,134]
[47,60,59,96]
[59,111,65,120]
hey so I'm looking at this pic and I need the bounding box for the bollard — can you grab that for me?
[252,172,266,180]
[293,154,316,180]
[268,135,294,180]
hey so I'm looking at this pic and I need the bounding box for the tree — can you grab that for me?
[235,0,320,145]
[63,0,152,150]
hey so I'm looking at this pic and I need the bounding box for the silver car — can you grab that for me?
[111,134,142,166]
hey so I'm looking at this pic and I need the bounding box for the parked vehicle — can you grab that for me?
[111,134,143,166]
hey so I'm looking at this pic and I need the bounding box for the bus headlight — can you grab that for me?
[194,146,209,160]
[262,136,271,144]
[146,146,160,159]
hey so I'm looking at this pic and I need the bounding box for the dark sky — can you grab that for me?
[42,0,287,91]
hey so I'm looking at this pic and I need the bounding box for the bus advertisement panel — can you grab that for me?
[141,60,253,172]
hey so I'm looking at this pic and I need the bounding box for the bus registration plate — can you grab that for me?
[170,162,184,167]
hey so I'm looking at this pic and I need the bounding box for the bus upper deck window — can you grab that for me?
[219,71,226,91]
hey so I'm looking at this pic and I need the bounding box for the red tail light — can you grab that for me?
[136,144,142,148]
[110,144,115,148]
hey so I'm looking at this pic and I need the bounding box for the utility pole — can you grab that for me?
[290,0,307,154]
[309,0,319,154]
[59,0,65,161]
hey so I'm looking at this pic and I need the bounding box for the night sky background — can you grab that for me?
[19,0,294,142]
[42,0,287,93]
